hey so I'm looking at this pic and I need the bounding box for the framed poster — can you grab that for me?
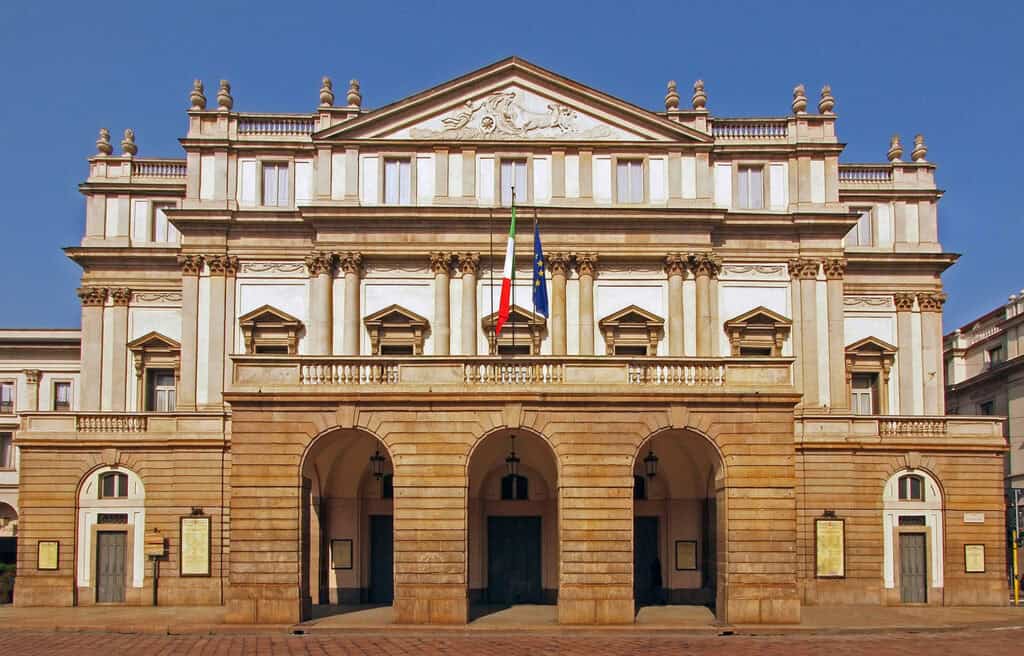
[331,539,353,570]
[815,518,846,578]
[180,515,211,577]
[964,544,985,573]
[37,540,59,570]
[675,540,697,571]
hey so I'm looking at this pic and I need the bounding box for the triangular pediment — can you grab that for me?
[317,57,711,143]
[127,331,180,352]
[364,304,428,327]
[724,306,792,329]
[845,335,897,355]
[482,304,546,327]
[599,305,664,327]
[238,304,301,327]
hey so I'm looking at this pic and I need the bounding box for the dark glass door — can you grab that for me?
[369,515,394,603]
[487,516,542,604]
[633,516,660,606]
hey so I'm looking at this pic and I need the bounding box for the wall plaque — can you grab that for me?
[675,540,697,571]
[815,518,846,578]
[331,539,353,570]
[180,516,211,577]
[962,512,985,524]
[964,544,985,573]
[37,540,58,570]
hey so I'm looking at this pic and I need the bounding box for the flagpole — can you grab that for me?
[489,208,494,355]
[511,186,516,355]
[532,208,538,326]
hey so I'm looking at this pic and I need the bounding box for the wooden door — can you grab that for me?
[96,531,126,603]
[487,516,542,604]
[299,478,312,619]
[633,516,660,606]
[368,515,394,604]
[899,533,927,603]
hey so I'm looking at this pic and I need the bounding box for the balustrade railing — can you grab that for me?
[76,414,148,433]
[131,159,186,178]
[838,165,893,183]
[878,417,947,437]
[237,115,316,136]
[711,118,788,139]
[300,362,400,385]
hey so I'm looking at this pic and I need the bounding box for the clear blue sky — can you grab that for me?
[0,0,1020,330]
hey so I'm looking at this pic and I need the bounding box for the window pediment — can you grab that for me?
[364,304,429,355]
[723,306,792,356]
[598,305,664,356]
[844,335,896,414]
[239,304,302,355]
[127,331,180,375]
[482,305,546,355]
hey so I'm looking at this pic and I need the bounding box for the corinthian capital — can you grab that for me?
[822,258,847,280]
[457,252,480,276]
[109,288,132,306]
[207,255,240,277]
[178,254,204,277]
[305,251,336,277]
[548,252,571,277]
[338,252,363,275]
[788,258,819,280]
[916,292,947,312]
[687,252,721,278]
[77,287,108,307]
[664,253,687,278]
[573,252,598,277]
[429,251,454,276]
[893,293,916,311]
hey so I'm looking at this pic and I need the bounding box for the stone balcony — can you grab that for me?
[230,354,795,396]
[16,412,227,445]
[796,413,1007,450]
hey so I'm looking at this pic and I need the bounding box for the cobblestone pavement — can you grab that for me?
[0,627,1022,655]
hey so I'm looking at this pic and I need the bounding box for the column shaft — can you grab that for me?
[77,288,107,412]
[178,257,202,411]
[460,254,480,355]
[431,253,452,356]
[919,293,947,415]
[799,276,819,407]
[306,252,335,355]
[576,254,597,355]
[894,294,916,415]
[204,255,236,408]
[665,255,685,356]
[824,260,847,410]
[550,254,569,355]
[108,288,131,411]
[340,253,363,355]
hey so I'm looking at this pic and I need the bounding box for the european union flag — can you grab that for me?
[532,221,549,318]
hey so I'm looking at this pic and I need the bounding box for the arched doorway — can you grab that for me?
[76,466,146,604]
[0,502,17,566]
[632,429,723,619]
[300,429,394,621]
[881,468,944,604]
[468,429,558,616]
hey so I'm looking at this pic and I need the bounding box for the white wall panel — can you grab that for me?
[330,152,346,200]
[362,283,432,354]
[236,282,308,354]
[295,160,314,203]
[476,156,494,205]
[769,162,788,209]
[877,202,893,247]
[649,157,667,203]
[359,155,378,205]
[713,163,732,208]
[448,153,462,197]
[200,155,216,200]
[810,159,826,204]
[683,279,697,356]
[238,159,257,206]
[416,154,434,204]
[717,284,791,355]
[132,200,149,243]
[595,284,666,354]
[533,156,551,203]
[593,156,612,203]
[565,155,580,198]
[681,156,697,199]
[905,202,920,244]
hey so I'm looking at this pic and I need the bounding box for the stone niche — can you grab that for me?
[723,306,792,356]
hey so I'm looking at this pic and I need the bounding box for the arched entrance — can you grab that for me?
[299,429,394,621]
[0,502,17,567]
[467,429,559,616]
[632,429,723,620]
[881,468,944,604]
[76,466,146,604]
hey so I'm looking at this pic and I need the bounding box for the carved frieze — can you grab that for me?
[843,296,895,310]
[240,262,307,275]
[719,264,787,281]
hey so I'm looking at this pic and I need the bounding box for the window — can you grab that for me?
[980,401,995,416]
[898,515,926,526]
[381,474,394,499]
[846,208,873,247]
[737,165,764,209]
[985,345,1004,370]
[239,305,303,355]
[500,159,528,206]
[0,382,12,414]
[598,305,664,356]
[364,305,429,356]
[145,369,176,412]
[380,344,414,356]
[898,475,925,501]
[616,159,643,203]
[254,344,289,355]
[151,204,179,243]
[384,158,412,205]
[497,343,531,355]
[501,474,528,500]
[614,345,649,356]
[99,472,129,499]
[850,373,877,415]
[739,346,772,356]
[53,382,71,411]
[0,433,12,469]
[262,162,289,207]
[633,474,647,500]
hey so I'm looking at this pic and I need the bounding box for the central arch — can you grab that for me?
[467,428,559,617]
[632,427,725,621]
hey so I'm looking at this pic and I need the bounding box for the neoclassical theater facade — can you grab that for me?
[11,58,1008,624]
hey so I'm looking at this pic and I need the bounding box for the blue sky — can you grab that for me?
[0,0,1020,330]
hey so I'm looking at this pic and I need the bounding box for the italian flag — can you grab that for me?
[495,204,516,335]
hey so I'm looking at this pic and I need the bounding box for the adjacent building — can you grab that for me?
[10,58,1007,624]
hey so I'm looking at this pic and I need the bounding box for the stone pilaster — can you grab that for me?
[893,292,917,415]
[339,252,363,355]
[430,252,454,356]
[549,253,570,355]
[204,255,238,408]
[917,291,947,415]
[689,253,720,357]
[789,258,820,407]
[458,253,480,355]
[77,286,108,412]
[306,251,336,356]
[108,287,132,411]
[22,369,40,412]
[574,253,598,355]
[665,254,687,356]
[823,258,847,410]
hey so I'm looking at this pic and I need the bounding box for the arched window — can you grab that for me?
[633,474,647,500]
[99,472,128,499]
[501,474,528,501]
[898,474,925,501]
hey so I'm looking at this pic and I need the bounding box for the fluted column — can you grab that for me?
[575,253,598,355]
[918,292,947,415]
[823,258,847,410]
[791,258,821,407]
[205,255,238,408]
[108,288,131,411]
[339,252,363,355]
[691,253,720,357]
[665,254,686,356]
[177,255,202,411]
[459,253,480,355]
[430,252,453,355]
[77,287,108,411]
[549,253,570,355]
[305,251,336,355]
[894,293,916,414]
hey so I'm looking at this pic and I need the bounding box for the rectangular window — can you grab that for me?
[898,515,926,526]
[262,162,290,207]
[980,401,994,416]
[53,382,71,411]
[497,343,531,355]
[146,369,176,412]
[0,433,12,469]
[985,345,1004,369]
[500,159,528,207]
[152,203,179,243]
[383,158,412,205]
[616,159,643,203]
[846,208,873,247]
[850,373,877,415]
[0,382,12,414]
[737,165,764,209]
[614,345,649,356]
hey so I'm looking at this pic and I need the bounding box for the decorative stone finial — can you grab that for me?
[691,80,707,110]
[887,134,904,162]
[120,129,137,157]
[792,84,808,114]
[96,128,113,156]
[217,80,233,111]
[319,77,334,107]
[818,84,835,114]
[665,80,679,111]
[346,79,362,108]
[190,79,206,110]
[911,134,928,162]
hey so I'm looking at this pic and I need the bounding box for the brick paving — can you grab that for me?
[0,628,1022,655]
